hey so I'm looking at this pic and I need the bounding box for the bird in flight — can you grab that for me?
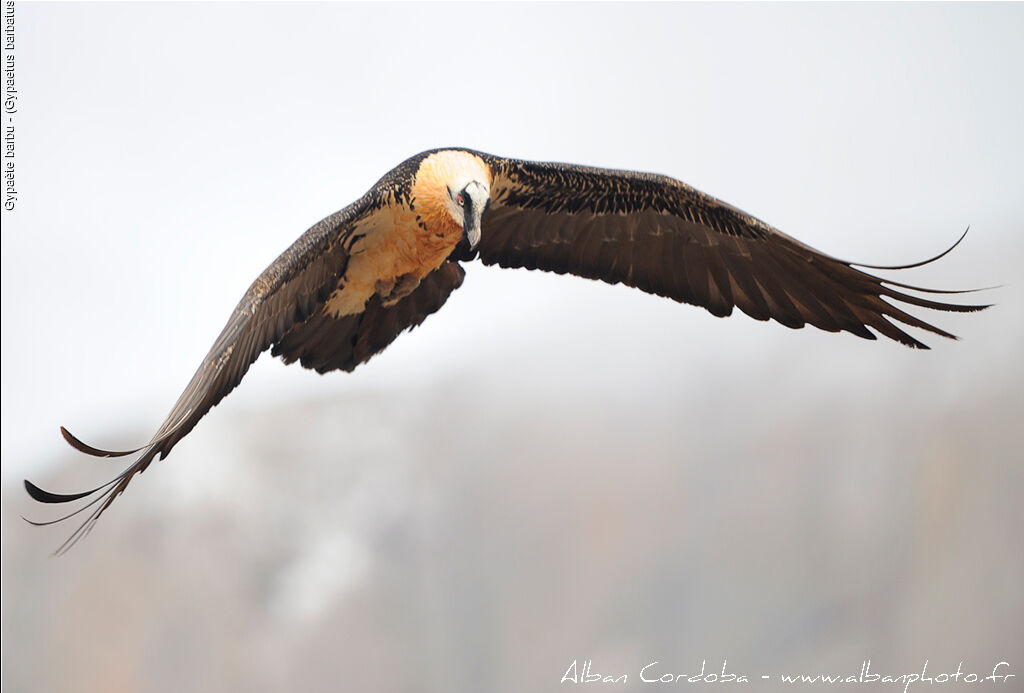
[26,148,988,551]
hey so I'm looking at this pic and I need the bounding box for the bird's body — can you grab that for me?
[323,150,490,318]
[26,147,989,551]
[322,205,432,317]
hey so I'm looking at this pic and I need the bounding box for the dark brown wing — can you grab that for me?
[25,199,379,553]
[473,154,988,348]
[271,260,466,374]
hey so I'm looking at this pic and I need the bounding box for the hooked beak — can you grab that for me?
[460,182,488,250]
[463,211,482,250]
[458,181,489,251]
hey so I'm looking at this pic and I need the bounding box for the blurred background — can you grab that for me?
[2,3,1022,692]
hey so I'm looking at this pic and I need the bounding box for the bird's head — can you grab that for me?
[447,178,490,249]
[413,150,493,250]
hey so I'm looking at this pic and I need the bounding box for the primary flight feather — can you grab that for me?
[26,148,989,551]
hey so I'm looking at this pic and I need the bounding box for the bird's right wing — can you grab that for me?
[25,197,380,552]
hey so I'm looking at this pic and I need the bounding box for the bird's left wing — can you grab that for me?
[473,153,988,347]
[25,199,377,552]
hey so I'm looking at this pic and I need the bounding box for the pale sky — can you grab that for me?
[2,2,1022,485]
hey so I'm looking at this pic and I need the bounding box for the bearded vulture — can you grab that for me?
[25,148,988,551]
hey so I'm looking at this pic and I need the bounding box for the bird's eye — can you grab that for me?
[457,195,465,207]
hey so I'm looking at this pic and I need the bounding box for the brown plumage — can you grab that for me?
[25,148,990,552]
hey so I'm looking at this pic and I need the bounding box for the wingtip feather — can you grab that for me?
[24,478,99,504]
[59,425,143,458]
[848,225,971,271]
